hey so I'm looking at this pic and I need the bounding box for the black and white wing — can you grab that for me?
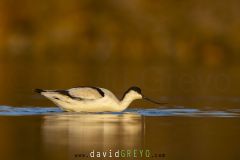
[66,87,105,100]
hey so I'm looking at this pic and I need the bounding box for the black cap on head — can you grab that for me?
[128,86,142,94]
[122,86,142,100]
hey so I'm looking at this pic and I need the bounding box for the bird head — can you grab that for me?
[124,86,166,105]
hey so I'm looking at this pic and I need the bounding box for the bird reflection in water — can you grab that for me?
[41,113,144,158]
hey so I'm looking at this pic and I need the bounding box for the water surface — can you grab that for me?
[0,106,240,160]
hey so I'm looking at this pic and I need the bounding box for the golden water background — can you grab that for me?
[0,1,240,160]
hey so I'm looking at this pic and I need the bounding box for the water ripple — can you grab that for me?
[0,106,239,117]
[0,106,62,116]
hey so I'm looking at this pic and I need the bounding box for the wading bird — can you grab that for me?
[35,86,165,112]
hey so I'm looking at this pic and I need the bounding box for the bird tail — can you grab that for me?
[34,88,45,93]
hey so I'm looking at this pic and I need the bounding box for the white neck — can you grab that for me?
[119,94,138,111]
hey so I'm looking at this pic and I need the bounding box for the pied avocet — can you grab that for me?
[35,86,165,112]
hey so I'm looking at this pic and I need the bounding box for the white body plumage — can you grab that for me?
[35,86,144,112]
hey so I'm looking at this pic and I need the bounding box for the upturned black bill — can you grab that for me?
[143,96,167,105]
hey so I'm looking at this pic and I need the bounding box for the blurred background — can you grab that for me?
[0,0,240,108]
[1,1,240,160]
